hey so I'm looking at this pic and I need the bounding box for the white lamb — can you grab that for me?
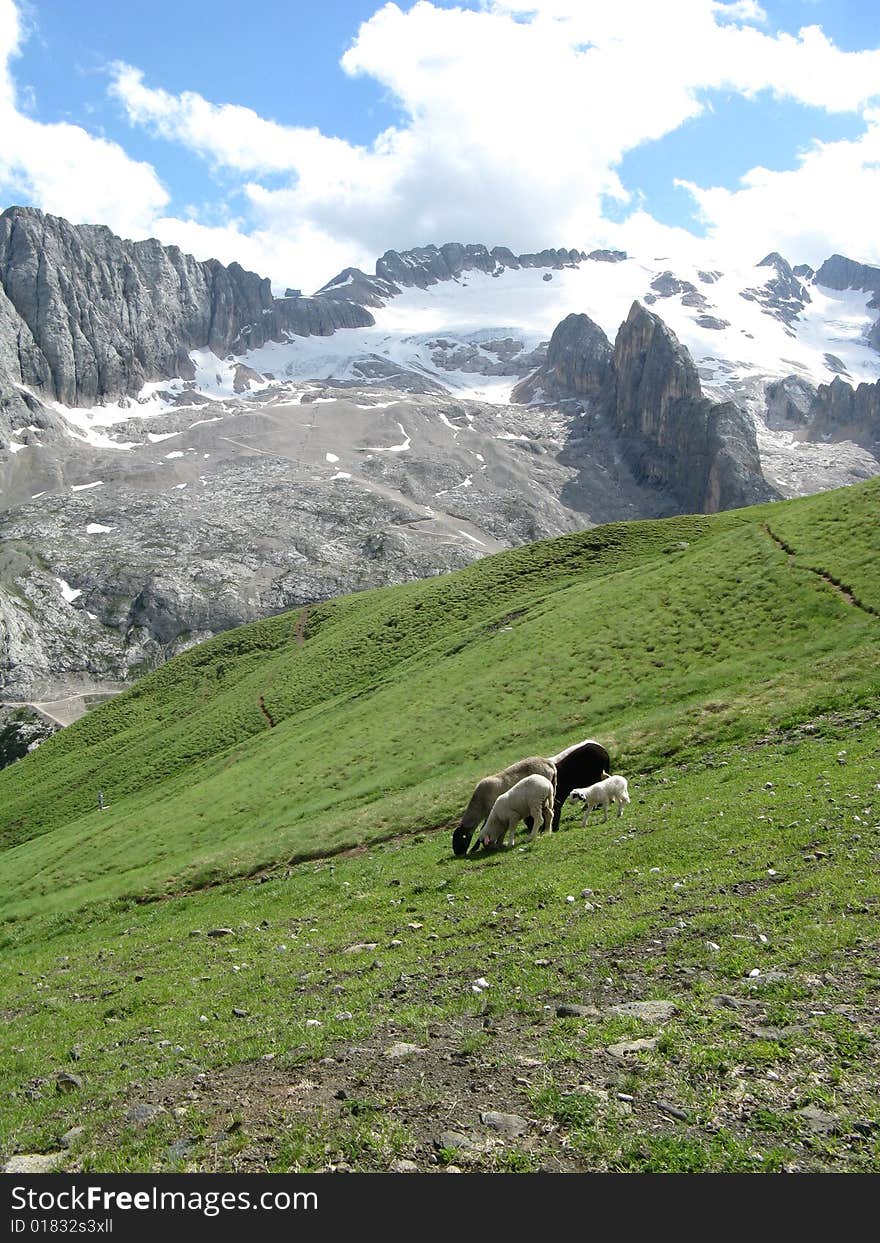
[478,774,555,850]
[569,773,630,824]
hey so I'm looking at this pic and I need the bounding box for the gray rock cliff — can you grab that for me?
[514,301,778,514]
[0,206,373,437]
[607,302,777,513]
[511,313,612,403]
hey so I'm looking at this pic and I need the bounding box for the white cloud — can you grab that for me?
[4,0,880,289]
[0,0,169,237]
[678,108,880,266]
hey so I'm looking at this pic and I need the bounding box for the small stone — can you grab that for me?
[609,1000,677,1022]
[55,1071,83,1094]
[617,1092,634,1102]
[706,941,721,952]
[797,1106,839,1136]
[480,1111,529,1138]
[408,922,423,930]
[473,978,490,990]
[436,1130,478,1151]
[305,1019,322,1028]
[3,1154,64,1173]
[391,1159,419,1172]
[534,958,552,967]
[125,1103,164,1127]
[206,928,234,937]
[166,1137,196,1162]
[344,943,379,954]
[749,969,761,978]
[607,1037,659,1058]
[390,939,403,947]
[556,1004,601,1019]
[445,1165,462,1174]
[566,896,575,904]
[649,867,660,873]
[656,1100,688,1120]
[69,1045,83,1062]
[581,888,594,897]
[385,1042,425,1059]
[60,1127,84,1149]
[232,1008,248,1018]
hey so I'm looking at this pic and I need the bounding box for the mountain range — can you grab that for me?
[1,205,879,757]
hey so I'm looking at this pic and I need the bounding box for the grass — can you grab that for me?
[0,476,878,1171]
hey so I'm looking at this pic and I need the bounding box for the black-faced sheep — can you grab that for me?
[452,756,557,856]
[548,739,611,830]
[477,774,556,850]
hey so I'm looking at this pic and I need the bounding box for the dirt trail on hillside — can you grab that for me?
[762,524,879,617]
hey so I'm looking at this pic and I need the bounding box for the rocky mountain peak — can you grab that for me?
[0,206,373,442]
[814,254,880,309]
[315,241,589,308]
[511,312,612,404]
[740,250,811,329]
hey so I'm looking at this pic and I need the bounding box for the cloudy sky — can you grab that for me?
[1,0,878,292]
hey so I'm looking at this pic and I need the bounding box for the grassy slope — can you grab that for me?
[1,481,878,929]
[0,477,878,1172]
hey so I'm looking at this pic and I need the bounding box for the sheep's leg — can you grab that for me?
[581,806,590,828]
[541,798,553,836]
[616,800,624,817]
[603,804,609,823]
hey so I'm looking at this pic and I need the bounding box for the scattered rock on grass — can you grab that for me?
[656,1100,689,1121]
[797,1106,840,1136]
[3,1153,64,1173]
[55,1072,83,1094]
[607,1037,659,1059]
[556,1004,601,1019]
[480,1111,529,1138]
[125,1103,165,1127]
[385,1042,425,1059]
[609,1001,677,1022]
[436,1130,480,1152]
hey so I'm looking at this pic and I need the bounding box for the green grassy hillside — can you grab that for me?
[0,478,878,1172]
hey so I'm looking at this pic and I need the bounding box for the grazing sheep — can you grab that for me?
[569,773,630,824]
[478,774,556,850]
[452,756,557,856]
[547,739,611,831]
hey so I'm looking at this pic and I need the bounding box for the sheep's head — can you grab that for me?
[452,824,475,856]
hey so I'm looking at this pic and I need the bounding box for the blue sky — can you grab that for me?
[2,0,879,289]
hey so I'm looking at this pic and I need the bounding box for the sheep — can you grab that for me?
[569,773,630,824]
[452,756,557,856]
[477,774,556,850]
[547,739,611,831]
